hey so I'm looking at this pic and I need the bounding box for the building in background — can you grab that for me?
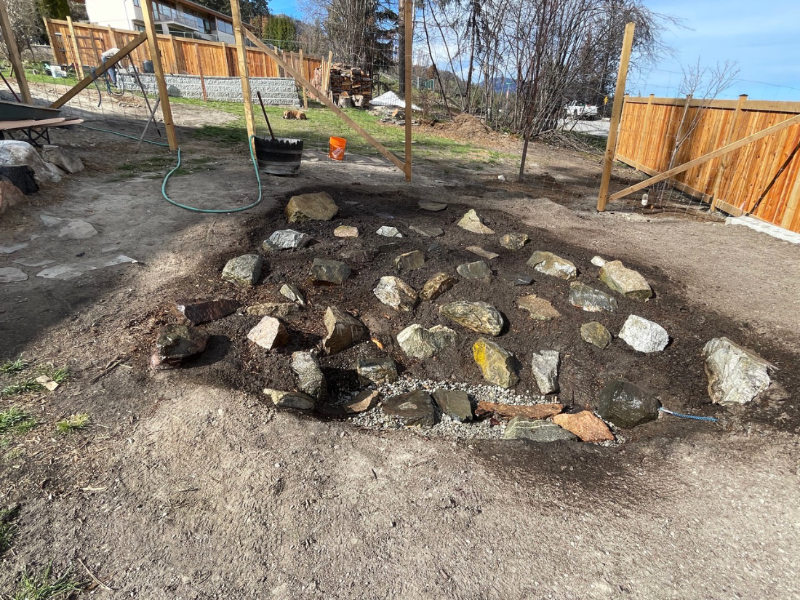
[83,0,235,43]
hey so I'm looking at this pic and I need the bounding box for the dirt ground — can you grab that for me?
[1,100,799,599]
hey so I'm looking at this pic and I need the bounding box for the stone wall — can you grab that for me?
[117,74,300,106]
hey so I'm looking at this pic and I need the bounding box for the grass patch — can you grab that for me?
[1,357,28,375]
[56,414,90,434]
[0,505,20,554]
[11,564,84,600]
[1,379,43,397]
[0,407,37,434]
[36,365,69,385]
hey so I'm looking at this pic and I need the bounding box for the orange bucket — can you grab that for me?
[329,136,347,160]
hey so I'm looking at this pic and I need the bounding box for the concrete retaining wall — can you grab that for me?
[117,73,300,106]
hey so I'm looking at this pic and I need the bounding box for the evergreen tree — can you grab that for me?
[38,0,70,19]
[263,15,298,51]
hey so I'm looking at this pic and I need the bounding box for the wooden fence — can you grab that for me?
[45,18,325,85]
[615,95,800,233]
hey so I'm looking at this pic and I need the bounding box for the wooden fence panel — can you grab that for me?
[616,96,800,233]
[46,19,323,82]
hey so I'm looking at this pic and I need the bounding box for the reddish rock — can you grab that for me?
[174,298,239,325]
[475,401,563,421]
[552,411,614,442]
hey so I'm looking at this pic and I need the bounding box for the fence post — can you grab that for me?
[0,0,31,102]
[299,49,308,109]
[597,22,635,211]
[230,0,256,150]
[711,94,748,212]
[403,0,412,182]
[140,0,178,151]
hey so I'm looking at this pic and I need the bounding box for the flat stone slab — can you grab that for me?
[311,258,351,284]
[394,250,425,271]
[702,337,771,405]
[504,417,577,442]
[418,200,448,212]
[57,220,97,240]
[457,260,492,282]
[466,246,499,260]
[244,302,298,319]
[0,266,28,282]
[174,298,239,325]
[409,224,444,237]
[35,255,137,281]
[0,242,28,254]
[264,388,316,410]
[457,209,495,234]
[441,301,504,335]
[517,295,560,321]
[222,254,262,286]
[285,191,338,222]
[599,260,652,300]
[527,251,577,279]
[619,315,669,353]
[263,229,312,251]
[569,281,618,312]
[382,390,437,427]
[432,389,473,422]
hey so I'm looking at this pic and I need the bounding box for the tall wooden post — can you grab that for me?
[0,0,31,102]
[597,22,635,211]
[141,0,178,150]
[403,0,413,182]
[230,0,255,150]
[298,49,308,109]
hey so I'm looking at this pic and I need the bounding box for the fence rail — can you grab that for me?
[45,18,325,85]
[616,95,800,233]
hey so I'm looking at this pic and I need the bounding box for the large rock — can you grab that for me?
[504,417,577,442]
[322,306,368,354]
[499,233,529,250]
[333,225,359,238]
[0,140,61,184]
[440,301,504,336]
[376,225,402,238]
[291,351,326,401]
[264,388,316,410]
[279,283,306,306]
[373,275,418,312]
[599,260,653,300]
[527,251,577,280]
[57,220,97,240]
[552,411,614,442]
[263,229,312,251]
[517,295,560,321]
[222,254,262,286]
[702,337,771,405]
[456,260,491,282]
[466,246,499,260]
[580,321,611,349]
[174,298,239,325]
[457,209,495,234]
[476,401,563,420]
[150,324,209,368]
[432,389,472,422]
[394,250,425,272]
[41,145,84,174]
[396,323,457,360]
[473,338,519,388]
[382,391,437,427]
[0,180,25,214]
[285,191,338,222]
[0,165,38,194]
[596,380,660,428]
[568,281,618,312]
[247,316,289,350]
[311,258,351,284]
[530,350,559,394]
[618,315,669,353]
[420,272,457,301]
[0,267,27,282]
[357,356,399,385]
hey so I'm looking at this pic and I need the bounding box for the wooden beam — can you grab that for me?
[710,94,747,211]
[597,22,635,211]
[608,113,800,202]
[298,49,308,109]
[403,0,412,181]
[230,0,255,149]
[140,0,178,151]
[50,32,147,109]
[245,29,407,173]
[0,0,31,102]
[65,16,84,79]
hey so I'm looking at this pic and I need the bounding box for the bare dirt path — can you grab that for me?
[1,111,799,599]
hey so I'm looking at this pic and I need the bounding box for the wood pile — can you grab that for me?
[329,64,373,108]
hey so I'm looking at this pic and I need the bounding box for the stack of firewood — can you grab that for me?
[329,64,373,108]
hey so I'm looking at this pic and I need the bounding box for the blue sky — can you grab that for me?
[269,0,800,101]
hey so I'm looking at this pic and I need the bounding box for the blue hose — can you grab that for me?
[659,407,719,423]
[160,136,263,214]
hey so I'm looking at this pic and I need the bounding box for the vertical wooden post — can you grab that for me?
[403,0,413,181]
[65,16,84,78]
[230,0,255,149]
[195,44,207,101]
[597,21,635,211]
[711,94,748,211]
[633,93,655,170]
[0,0,30,102]
[141,0,178,151]
[299,49,308,109]
[325,50,333,95]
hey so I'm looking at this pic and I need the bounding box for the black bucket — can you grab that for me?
[254,136,303,176]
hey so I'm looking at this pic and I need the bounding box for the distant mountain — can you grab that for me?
[492,77,517,93]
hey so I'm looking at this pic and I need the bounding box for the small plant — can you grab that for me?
[11,563,83,600]
[56,414,90,434]
[40,366,70,385]
[0,407,37,435]
[0,505,20,554]
[1,379,44,397]
[0,357,28,374]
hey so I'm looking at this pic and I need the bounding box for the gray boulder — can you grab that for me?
[285,191,338,222]
[357,356,399,385]
[311,258,351,284]
[702,337,771,405]
[530,350,559,394]
[150,324,208,368]
[382,391,437,427]
[280,283,306,306]
[373,275,418,312]
[432,389,472,422]
[596,380,659,428]
[263,229,312,251]
[291,351,326,401]
[0,140,61,184]
[322,306,368,354]
[456,260,492,282]
[599,260,653,300]
[527,251,577,279]
[394,249,425,271]
[222,254,262,286]
[396,324,457,360]
[569,281,618,312]
[376,225,403,238]
[619,315,669,353]
[440,300,504,335]
[247,316,289,350]
[41,145,84,174]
